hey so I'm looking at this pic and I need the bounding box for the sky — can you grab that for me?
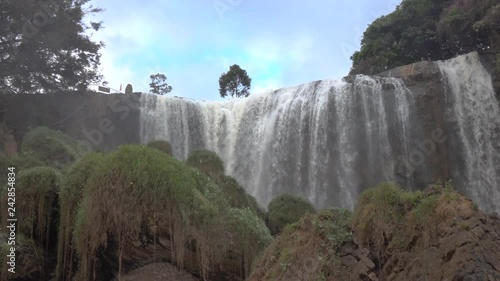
[87,0,401,101]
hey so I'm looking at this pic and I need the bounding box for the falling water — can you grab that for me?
[438,52,500,213]
[140,52,500,213]
[141,77,414,210]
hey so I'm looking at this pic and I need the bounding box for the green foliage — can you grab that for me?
[56,153,105,281]
[0,152,45,184]
[185,151,266,218]
[352,182,419,254]
[267,193,316,235]
[248,208,353,281]
[311,208,352,252]
[0,234,45,281]
[351,181,471,259]
[225,207,273,274]
[186,149,225,179]
[73,145,230,280]
[20,127,83,169]
[149,73,173,95]
[147,140,173,156]
[350,0,499,75]
[219,64,252,98]
[0,167,59,251]
[0,0,103,93]
[219,176,265,219]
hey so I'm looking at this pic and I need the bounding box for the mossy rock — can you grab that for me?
[267,194,316,235]
[56,153,105,281]
[0,167,59,251]
[186,149,224,179]
[219,176,265,219]
[20,127,83,169]
[147,140,173,156]
[248,208,352,281]
[72,145,230,280]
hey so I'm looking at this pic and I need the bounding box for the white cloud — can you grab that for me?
[84,0,394,100]
[287,35,314,70]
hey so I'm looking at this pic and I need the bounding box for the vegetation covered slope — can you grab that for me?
[56,153,105,281]
[267,193,316,235]
[249,182,500,281]
[351,182,500,280]
[69,145,271,281]
[1,130,272,281]
[20,126,84,169]
[186,150,265,219]
[350,0,499,80]
[248,208,353,281]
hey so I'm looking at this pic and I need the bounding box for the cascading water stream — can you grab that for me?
[438,52,500,213]
[140,52,500,213]
[141,77,414,210]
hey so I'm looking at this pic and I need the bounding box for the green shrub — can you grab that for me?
[0,167,59,251]
[0,234,45,281]
[267,194,315,235]
[311,208,353,251]
[0,152,45,184]
[225,207,272,275]
[20,127,83,169]
[351,181,471,259]
[352,182,418,255]
[73,145,230,280]
[186,149,224,179]
[56,153,105,281]
[248,208,352,281]
[219,176,265,219]
[147,140,173,156]
[185,150,265,219]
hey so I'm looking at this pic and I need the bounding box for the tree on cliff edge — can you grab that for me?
[149,73,172,95]
[219,64,252,98]
[0,0,104,94]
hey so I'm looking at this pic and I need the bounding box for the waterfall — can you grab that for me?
[140,52,500,213]
[438,52,500,213]
[141,77,414,210]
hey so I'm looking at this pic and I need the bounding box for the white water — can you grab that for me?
[141,77,414,210]
[140,52,500,213]
[438,52,500,213]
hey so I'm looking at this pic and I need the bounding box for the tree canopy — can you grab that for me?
[219,64,252,98]
[149,73,172,95]
[0,0,104,94]
[350,0,500,76]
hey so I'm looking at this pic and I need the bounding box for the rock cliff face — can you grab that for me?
[1,52,499,214]
[0,91,142,153]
